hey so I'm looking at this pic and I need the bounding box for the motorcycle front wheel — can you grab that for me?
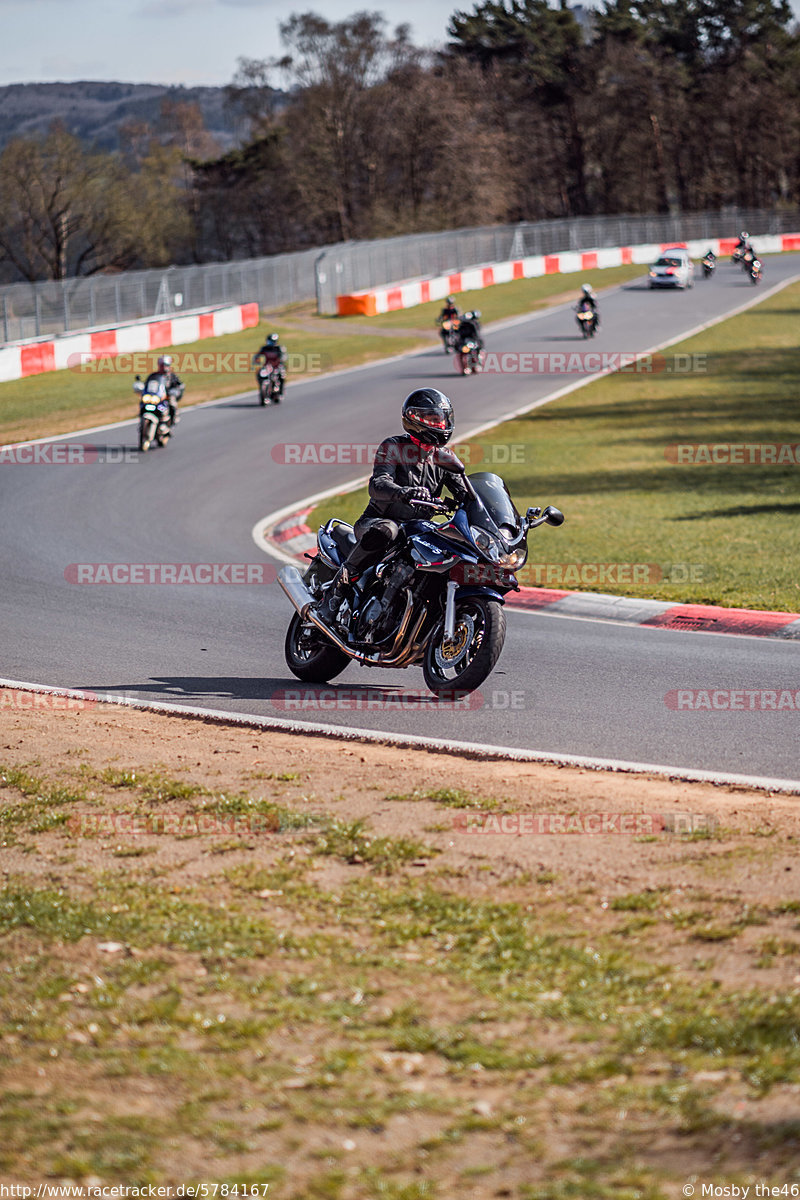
[139,421,153,452]
[285,613,350,683]
[423,597,506,696]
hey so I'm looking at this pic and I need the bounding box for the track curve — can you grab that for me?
[2,258,798,783]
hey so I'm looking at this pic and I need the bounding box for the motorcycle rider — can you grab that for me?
[142,354,183,426]
[316,388,467,625]
[436,296,461,353]
[733,231,753,262]
[253,332,287,399]
[455,309,484,354]
[575,283,599,330]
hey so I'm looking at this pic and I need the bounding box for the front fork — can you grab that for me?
[443,579,458,643]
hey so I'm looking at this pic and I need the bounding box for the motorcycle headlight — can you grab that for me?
[470,525,502,561]
[502,544,528,570]
[470,526,527,569]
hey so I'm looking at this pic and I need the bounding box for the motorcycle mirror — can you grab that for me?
[543,505,565,526]
[433,447,466,474]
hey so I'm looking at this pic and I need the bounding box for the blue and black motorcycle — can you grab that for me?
[278,449,564,696]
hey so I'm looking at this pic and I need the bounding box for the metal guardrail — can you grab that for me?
[1,207,797,340]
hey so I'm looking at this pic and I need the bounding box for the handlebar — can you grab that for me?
[409,498,452,512]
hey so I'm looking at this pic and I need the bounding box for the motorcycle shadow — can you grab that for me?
[268,681,478,710]
[76,676,288,704]
[74,676,471,709]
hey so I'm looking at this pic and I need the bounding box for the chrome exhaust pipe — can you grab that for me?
[278,565,314,619]
[278,565,369,663]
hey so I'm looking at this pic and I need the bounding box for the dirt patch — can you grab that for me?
[2,693,800,1196]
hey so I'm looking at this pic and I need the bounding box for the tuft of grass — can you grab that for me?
[610,892,663,913]
[0,765,86,839]
[97,767,204,802]
[386,787,500,811]
[311,819,436,873]
[0,877,277,957]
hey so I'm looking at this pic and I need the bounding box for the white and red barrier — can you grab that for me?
[0,302,260,384]
[337,234,800,315]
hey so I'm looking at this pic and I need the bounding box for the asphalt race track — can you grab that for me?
[2,257,799,784]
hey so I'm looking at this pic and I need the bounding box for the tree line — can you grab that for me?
[1,0,799,282]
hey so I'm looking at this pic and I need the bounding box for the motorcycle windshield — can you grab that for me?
[144,380,165,396]
[469,473,522,539]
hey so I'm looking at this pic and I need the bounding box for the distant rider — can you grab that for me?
[143,354,183,426]
[253,332,287,399]
[436,296,461,353]
[733,231,753,262]
[316,388,468,625]
[575,283,599,328]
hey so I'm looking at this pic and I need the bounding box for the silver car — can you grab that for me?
[648,247,694,289]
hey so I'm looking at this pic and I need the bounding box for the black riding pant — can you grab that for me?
[344,517,400,575]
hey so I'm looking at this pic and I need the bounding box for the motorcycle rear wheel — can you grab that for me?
[423,597,505,696]
[285,613,350,683]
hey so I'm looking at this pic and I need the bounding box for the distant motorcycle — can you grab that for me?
[256,362,282,405]
[745,253,762,284]
[134,376,173,452]
[701,252,716,279]
[454,313,484,374]
[575,303,598,338]
[455,338,484,375]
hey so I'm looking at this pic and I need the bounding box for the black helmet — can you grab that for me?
[266,333,279,346]
[402,388,454,447]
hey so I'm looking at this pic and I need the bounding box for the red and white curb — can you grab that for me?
[260,506,800,641]
[0,302,259,384]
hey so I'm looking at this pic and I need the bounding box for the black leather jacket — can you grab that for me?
[357,435,466,525]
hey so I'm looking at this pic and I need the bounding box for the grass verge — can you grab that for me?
[3,704,800,1192]
[310,280,800,612]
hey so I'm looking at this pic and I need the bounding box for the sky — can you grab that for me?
[2,0,798,89]
[0,0,475,87]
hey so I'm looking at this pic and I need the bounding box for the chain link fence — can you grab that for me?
[2,207,797,341]
[313,208,800,312]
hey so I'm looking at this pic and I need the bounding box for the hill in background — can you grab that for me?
[0,81,249,154]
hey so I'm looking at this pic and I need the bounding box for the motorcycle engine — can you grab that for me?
[354,562,414,644]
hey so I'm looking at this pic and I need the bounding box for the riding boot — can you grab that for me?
[317,564,358,624]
